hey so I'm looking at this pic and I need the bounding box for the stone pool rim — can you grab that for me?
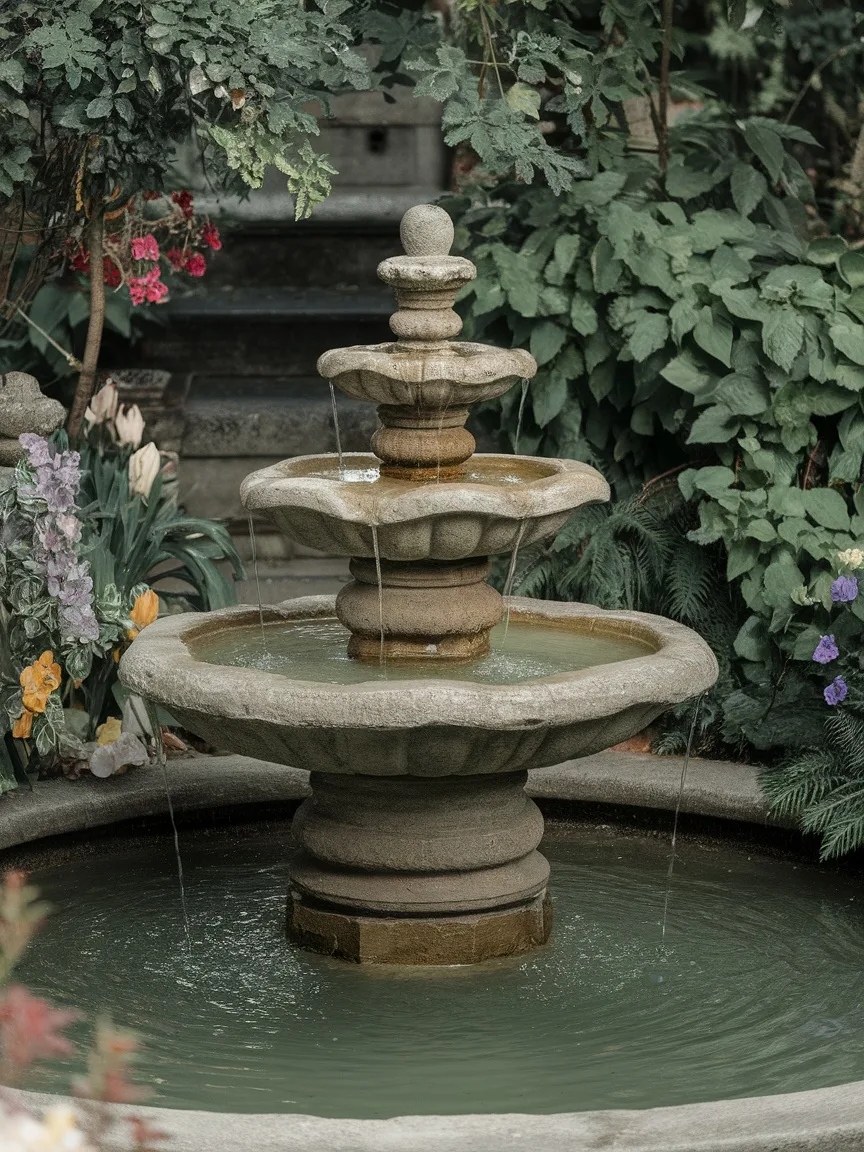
[3,751,863,1151]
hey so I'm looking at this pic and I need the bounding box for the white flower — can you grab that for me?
[113,403,145,449]
[89,731,148,779]
[0,1103,95,1151]
[84,380,118,427]
[836,548,864,571]
[128,441,161,500]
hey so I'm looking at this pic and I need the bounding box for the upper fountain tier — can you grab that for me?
[319,204,536,481]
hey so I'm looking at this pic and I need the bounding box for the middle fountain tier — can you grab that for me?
[119,204,718,966]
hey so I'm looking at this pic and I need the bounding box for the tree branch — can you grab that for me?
[66,211,105,441]
[657,0,674,177]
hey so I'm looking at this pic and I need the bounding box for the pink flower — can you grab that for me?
[165,247,184,271]
[185,252,206,277]
[201,223,221,251]
[128,278,148,306]
[131,234,159,262]
[171,189,194,219]
[0,985,78,1072]
[145,278,168,304]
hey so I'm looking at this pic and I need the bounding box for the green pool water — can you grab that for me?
[189,618,653,685]
[12,821,864,1116]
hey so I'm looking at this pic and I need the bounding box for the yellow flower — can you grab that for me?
[20,651,62,715]
[12,709,33,739]
[13,651,61,741]
[96,717,122,746]
[127,589,159,641]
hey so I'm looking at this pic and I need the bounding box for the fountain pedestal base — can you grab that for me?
[288,890,552,965]
[286,770,551,963]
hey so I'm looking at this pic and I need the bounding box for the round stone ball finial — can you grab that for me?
[400,205,454,257]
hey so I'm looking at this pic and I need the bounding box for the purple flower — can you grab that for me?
[813,634,839,664]
[831,575,858,603]
[19,433,53,467]
[60,602,100,643]
[824,676,848,706]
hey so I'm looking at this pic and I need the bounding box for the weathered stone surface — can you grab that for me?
[0,372,65,458]
[288,890,551,965]
[240,453,610,562]
[119,595,718,777]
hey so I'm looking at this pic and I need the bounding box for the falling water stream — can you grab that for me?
[329,381,345,477]
[661,694,704,940]
[144,698,192,953]
[246,515,267,653]
[501,521,527,641]
[514,379,529,455]
[370,525,386,670]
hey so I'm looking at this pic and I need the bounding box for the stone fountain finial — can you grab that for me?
[399,203,454,256]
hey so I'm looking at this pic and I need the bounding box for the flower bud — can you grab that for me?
[85,380,119,427]
[128,441,161,500]
[114,403,146,449]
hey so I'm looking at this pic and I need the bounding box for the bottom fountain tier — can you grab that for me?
[287,771,550,964]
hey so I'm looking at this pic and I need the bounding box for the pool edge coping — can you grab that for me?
[5,749,861,1152]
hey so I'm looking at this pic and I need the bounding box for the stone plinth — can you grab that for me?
[286,770,550,964]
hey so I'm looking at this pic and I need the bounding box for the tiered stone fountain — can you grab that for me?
[120,205,717,965]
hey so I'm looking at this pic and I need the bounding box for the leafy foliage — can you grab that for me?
[762,709,864,859]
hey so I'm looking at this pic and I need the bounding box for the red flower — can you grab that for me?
[171,189,194,219]
[201,222,221,251]
[128,267,168,306]
[103,258,121,288]
[164,247,184,271]
[142,190,161,201]
[70,247,90,273]
[131,234,159,262]
[0,985,77,1071]
[184,252,206,277]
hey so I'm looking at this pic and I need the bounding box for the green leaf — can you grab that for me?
[762,308,804,371]
[839,252,864,291]
[687,404,740,444]
[529,320,566,366]
[742,120,785,182]
[628,312,669,361]
[666,163,720,200]
[670,298,698,344]
[730,164,767,217]
[693,308,733,368]
[591,237,622,294]
[531,370,568,427]
[712,372,770,416]
[734,615,769,661]
[85,95,112,119]
[807,237,848,266]
[690,465,736,498]
[569,293,597,336]
[762,552,804,609]
[661,352,712,394]
[505,82,541,120]
[829,322,864,366]
[553,234,581,278]
[804,488,850,531]
[744,518,777,543]
[0,59,24,93]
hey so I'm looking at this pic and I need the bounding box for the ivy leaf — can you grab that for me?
[693,308,733,367]
[762,308,803,371]
[687,404,740,444]
[505,82,541,120]
[730,164,767,217]
[742,120,784,182]
[804,488,850,531]
[829,322,864,367]
[628,312,669,361]
[530,320,566,366]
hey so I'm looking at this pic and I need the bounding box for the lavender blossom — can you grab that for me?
[824,676,848,706]
[60,602,100,643]
[813,634,839,664]
[830,575,858,603]
[18,433,53,467]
